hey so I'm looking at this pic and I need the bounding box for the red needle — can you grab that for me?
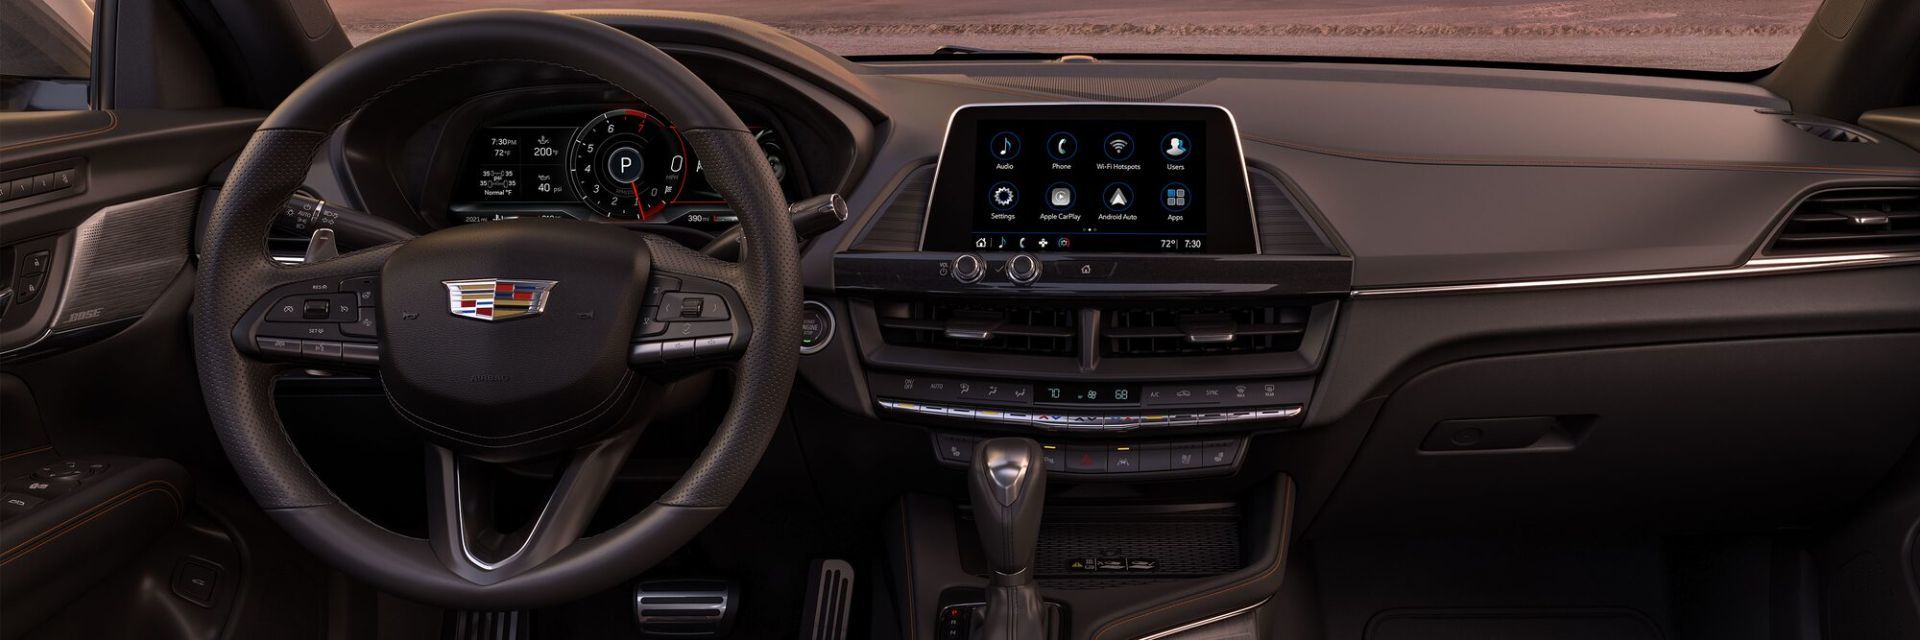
[631,182,649,220]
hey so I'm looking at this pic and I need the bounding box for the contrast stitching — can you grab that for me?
[0,446,53,461]
[0,111,120,153]
[0,481,184,564]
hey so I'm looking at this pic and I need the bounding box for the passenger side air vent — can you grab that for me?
[1765,188,1920,255]
[1787,120,1877,143]
[1104,305,1308,357]
[876,301,1077,357]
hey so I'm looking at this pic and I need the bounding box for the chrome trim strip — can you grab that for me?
[1137,597,1269,640]
[1350,251,1920,298]
[452,461,552,572]
[918,102,1262,254]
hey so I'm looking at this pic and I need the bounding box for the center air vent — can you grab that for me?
[876,301,1078,356]
[1765,188,1920,256]
[1104,305,1308,357]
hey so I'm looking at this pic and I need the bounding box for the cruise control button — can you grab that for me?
[340,308,378,338]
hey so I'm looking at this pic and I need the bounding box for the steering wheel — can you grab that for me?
[191,10,800,608]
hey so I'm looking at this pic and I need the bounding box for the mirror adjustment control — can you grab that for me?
[1006,253,1040,286]
[952,253,985,284]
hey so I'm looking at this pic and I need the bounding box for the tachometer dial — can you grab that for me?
[567,109,687,219]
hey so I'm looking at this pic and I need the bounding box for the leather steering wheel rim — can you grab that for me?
[190,10,800,608]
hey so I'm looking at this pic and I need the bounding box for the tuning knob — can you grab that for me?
[952,253,986,284]
[1006,253,1040,286]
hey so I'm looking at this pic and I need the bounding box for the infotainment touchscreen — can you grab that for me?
[921,104,1258,254]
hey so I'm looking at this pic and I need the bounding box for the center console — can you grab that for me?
[831,103,1350,481]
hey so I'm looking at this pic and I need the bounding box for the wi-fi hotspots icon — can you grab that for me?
[1103,133,1134,160]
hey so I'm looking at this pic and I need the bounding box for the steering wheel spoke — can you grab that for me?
[629,236,753,372]
[232,243,401,368]
[427,429,641,581]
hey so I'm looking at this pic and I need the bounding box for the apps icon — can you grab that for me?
[1103,132,1135,160]
[1162,132,1191,160]
[990,132,1020,160]
[1103,183,1134,211]
[988,181,1018,210]
[1162,182,1191,212]
[1047,182,1075,210]
[1047,132,1077,161]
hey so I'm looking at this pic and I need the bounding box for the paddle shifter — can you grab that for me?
[968,438,1048,640]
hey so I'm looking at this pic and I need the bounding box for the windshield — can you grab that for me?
[328,1,1820,72]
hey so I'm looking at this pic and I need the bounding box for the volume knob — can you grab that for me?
[952,253,986,284]
[1007,253,1040,286]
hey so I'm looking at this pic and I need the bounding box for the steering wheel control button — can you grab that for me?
[341,277,379,307]
[643,275,680,307]
[661,293,728,320]
[257,337,303,358]
[659,339,697,360]
[692,336,732,356]
[1006,253,1040,285]
[629,342,663,364]
[301,340,344,362]
[951,253,985,284]
[340,342,380,365]
[268,294,357,323]
[341,309,378,338]
[799,301,834,354]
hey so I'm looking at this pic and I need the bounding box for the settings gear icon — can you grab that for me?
[989,182,1018,210]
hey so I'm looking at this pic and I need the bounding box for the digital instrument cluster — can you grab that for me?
[451,106,797,230]
[922,104,1258,254]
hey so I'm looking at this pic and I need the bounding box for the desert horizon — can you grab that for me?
[326,0,1821,71]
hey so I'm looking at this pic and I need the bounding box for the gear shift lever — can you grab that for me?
[968,438,1048,640]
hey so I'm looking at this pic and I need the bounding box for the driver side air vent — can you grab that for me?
[876,301,1078,357]
[1764,188,1920,256]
